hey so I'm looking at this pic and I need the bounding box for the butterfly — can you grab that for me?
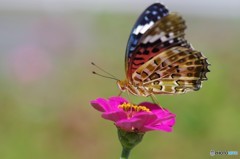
[116,3,210,97]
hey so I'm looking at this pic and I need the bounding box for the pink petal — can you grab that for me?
[133,112,158,125]
[90,98,109,112]
[102,111,127,122]
[154,109,172,116]
[90,96,127,112]
[116,113,158,132]
[162,116,176,126]
[108,96,128,108]
[154,114,176,127]
[147,116,176,132]
[139,102,162,111]
[116,118,142,132]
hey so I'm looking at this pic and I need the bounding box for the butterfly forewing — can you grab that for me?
[140,13,186,45]
[125,3,169,77]
[126,13,190,79]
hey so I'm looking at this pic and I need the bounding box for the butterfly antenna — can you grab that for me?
[92,71,118,81]
[91,62,119,79]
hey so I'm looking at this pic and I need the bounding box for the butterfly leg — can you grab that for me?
[126,90,133,103]
[118,91,123,96]
[150,94,165,111]
[150,94,156,103]
[125,90,136,113]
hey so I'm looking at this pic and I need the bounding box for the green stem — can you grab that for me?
[120,148,131,159]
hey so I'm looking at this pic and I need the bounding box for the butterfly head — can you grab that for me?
[117,80,128,92]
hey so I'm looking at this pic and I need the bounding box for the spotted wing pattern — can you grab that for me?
[126,13,191,79]
[125,3,169,77]
[132,47,210,94]
[124,3,210,95]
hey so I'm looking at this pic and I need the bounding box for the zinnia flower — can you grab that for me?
[90,96,176,133]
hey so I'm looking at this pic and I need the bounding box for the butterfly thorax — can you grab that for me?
[117,80,151,97]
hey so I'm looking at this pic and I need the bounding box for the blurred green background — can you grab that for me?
[0,1,240,159]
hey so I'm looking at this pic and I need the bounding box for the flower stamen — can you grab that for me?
[119,102,150,112]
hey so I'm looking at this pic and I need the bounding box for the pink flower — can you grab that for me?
[90,96,176,133]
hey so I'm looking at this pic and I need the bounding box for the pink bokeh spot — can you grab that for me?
[90,96,176,133]
[9,45,52,83]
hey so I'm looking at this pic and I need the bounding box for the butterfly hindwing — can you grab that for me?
[132,46,210,94]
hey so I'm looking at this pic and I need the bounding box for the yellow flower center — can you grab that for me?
[118,102,150,113]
